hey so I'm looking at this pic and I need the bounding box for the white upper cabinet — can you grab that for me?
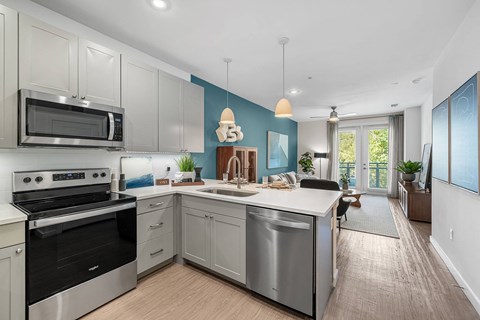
[19,14,78,97]
[183,81,204,153]
[78,39,120,106]
[158,70,183,152]
[121,56,159,152]
[158,71,204,153]
[0,4,17,148]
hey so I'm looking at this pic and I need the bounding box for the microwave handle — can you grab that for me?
[108,112,115,141]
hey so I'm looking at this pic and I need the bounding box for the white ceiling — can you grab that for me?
[32,0,474,122]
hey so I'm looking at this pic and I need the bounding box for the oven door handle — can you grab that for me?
[108,112,115,141]
[29,202,136,229]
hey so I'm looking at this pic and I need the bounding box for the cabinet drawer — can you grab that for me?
[0,222,25,248]
[137,195,173,214]
[137,232,173,274]
[137,207,173,244]
[182,195,246,220]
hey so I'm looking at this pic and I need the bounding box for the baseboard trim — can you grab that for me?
[430,236,480,315]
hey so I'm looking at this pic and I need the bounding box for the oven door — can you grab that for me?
[26,202,136,305]
[19,89,124,148]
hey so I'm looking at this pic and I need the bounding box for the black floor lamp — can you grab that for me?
[314,153,327,179]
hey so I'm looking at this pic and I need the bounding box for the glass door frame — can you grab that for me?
[362,124,389,195]
[338,126,363,190]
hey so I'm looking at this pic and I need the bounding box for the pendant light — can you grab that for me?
[329,106,339,122]
[220,58,235,124]
[275,37,292,118]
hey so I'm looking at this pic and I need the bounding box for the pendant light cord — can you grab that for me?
[282,42,285,98]
[226,60,229,107]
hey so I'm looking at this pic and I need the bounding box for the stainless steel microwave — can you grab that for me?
[19,89,124,149]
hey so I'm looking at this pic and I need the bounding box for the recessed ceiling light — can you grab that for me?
[392,82,399,85]
[150,0,170,10]
[287,88,301,95]
[411,77,423,84]
[391,103,399,108]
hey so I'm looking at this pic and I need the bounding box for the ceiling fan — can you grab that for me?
[309,106,357,120]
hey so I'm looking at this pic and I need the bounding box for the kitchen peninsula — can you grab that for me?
[122,180,341,319]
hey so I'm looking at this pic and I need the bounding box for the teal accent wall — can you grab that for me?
[191,76,298,182]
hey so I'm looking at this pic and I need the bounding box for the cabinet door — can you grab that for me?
[121,56,159,152]
[78,39,120,106]
[0,244,25,320]
[183,81,204,153]
[182,207,210,268]
[158,70,183,152]
[0,5,17,148]
[19,14,78,97]
[210,213,246,284]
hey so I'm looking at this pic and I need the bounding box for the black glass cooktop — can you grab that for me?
[14,190,135,220]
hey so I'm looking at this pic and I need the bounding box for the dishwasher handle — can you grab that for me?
[248,212,311,230]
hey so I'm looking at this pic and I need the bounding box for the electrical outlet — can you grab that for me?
[449,228,454,240]
[167,166,171,172]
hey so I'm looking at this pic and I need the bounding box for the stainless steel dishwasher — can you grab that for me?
[246,205,314,316]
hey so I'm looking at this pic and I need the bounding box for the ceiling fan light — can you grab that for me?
[275,98,293,117]
[329,107,339,122]
[220,107,235,124]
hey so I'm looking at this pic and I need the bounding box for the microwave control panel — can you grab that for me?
[113,114,123,141]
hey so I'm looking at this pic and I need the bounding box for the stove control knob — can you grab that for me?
[93,173,99,178]
[35,176,43,183]
[100,172,107,178]
[23,177,31,183]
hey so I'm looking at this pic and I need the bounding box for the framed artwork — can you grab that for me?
[120,156,154,189]
[267,131,289,168]
[432,99,449,182]
[450,74,479,193]
[418,143,432,190]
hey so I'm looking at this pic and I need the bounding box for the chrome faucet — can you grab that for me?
[226,156,242,189]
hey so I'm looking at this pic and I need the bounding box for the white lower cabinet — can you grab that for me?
[182,196,246,284]
[0,221,25,320]
[137,196,174,275]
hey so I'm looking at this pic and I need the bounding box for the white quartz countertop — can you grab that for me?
[0,203,27,226]
[121,179,342,217]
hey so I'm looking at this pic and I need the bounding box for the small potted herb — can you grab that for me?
[298,152,315,175]
[339,173,350,190]
[175,154,196,182]
[395,160,422,183]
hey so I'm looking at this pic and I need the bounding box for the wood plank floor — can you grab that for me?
[83,199,479,320]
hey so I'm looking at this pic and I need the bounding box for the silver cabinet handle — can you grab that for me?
[150,249,164,256]
[72,94,77,98]
[248,212,311,230]
[210,215,213,219]
[149,202,165,208]
[205,214,209,218]
[81,96,86,99]
[16,248,22,254]
[149,222,164,229]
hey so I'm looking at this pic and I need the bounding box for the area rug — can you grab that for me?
[340,195,399,238]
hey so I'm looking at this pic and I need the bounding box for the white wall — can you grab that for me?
[430,0,480,313]
[297,121,328,178]
[420,95,433,146]
[0,0,193,203]
[404,106,422,161]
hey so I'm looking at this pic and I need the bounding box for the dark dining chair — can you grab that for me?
[300,179,351,231]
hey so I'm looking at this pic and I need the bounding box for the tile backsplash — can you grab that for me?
[0,148,182,203]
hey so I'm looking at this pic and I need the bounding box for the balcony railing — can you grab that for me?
[339,162,388,189]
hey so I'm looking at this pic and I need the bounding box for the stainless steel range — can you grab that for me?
[12,168,137,320]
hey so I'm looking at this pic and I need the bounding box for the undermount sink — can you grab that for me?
[198,187,258,197]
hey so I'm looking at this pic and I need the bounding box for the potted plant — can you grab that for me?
[395,160,422,183]
[298,152,315,175]
[339,173,350,190]
[175,154,196,182]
